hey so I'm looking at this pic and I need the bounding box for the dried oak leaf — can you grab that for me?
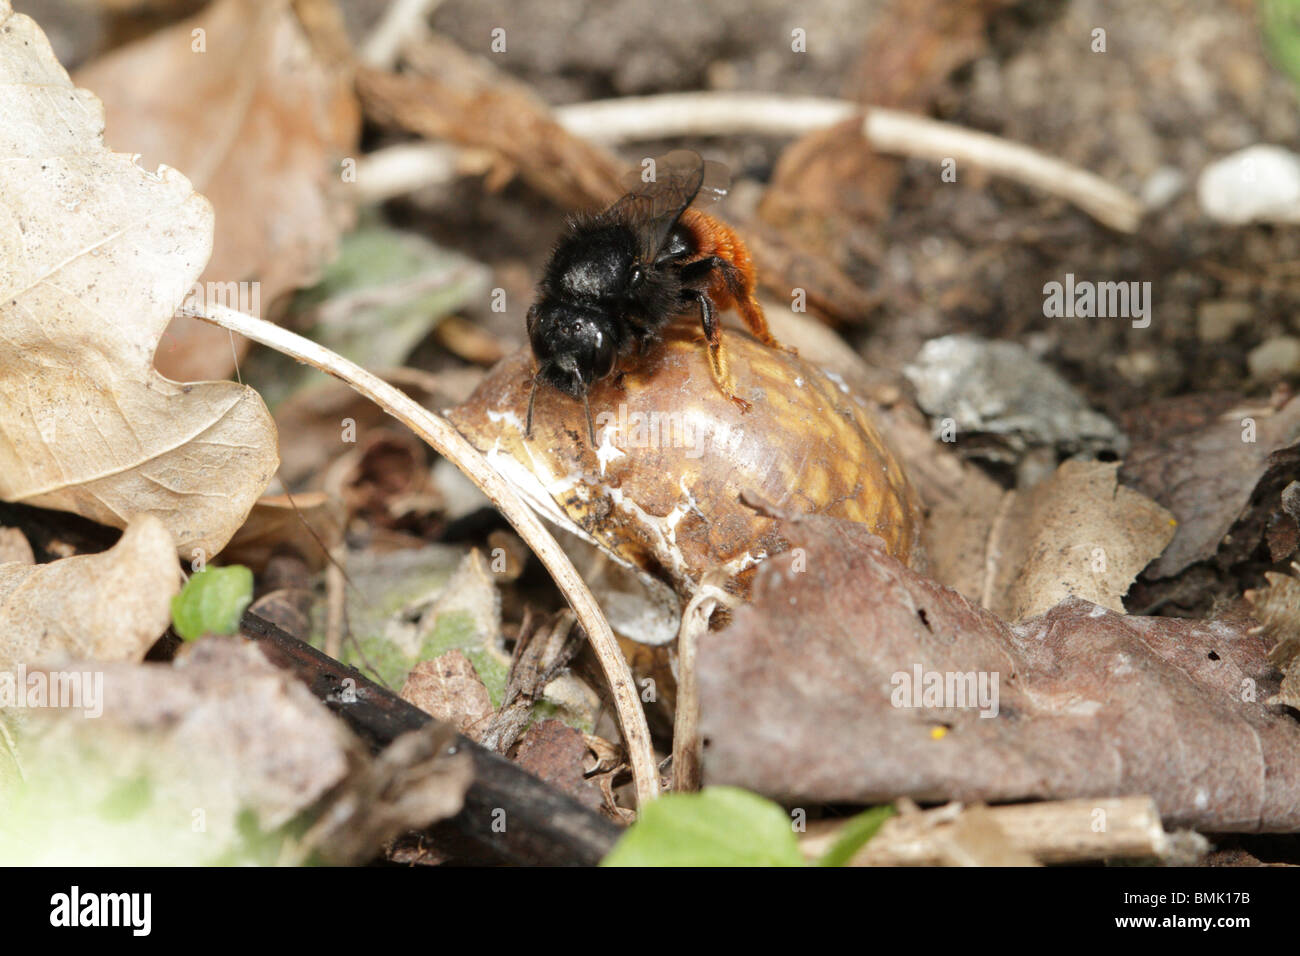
[1120,393,1300,578]
[5,637,360,863]
[219,491,343,573]
[0,2,278,557]
[1245,568,1300,713]
[0,516,178,674]
[76,0,360,382]
[698,515,1300,831]
[400,649,495,743]
[985,460,1175,621]
[0,527,34,565]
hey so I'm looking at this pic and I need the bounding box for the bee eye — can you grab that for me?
[629,265,645,289]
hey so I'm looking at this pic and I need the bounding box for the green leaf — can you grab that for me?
[816,805,895,867]
[171,565,254,641]
[601,787,805,867]
[1263,0,1300,87]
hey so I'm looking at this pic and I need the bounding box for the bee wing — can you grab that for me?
[609,150,731,261]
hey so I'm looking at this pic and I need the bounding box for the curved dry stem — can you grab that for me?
[357,91,1143,232]
[183,301,659,808]
[670,573,736,794]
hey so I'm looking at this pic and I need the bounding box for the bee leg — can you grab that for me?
[691,289,752,413]
[717,262,797,356]
[682,256,795,356]
[580,391,598,445]
[525,377,540,438]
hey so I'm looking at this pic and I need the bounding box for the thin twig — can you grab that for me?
[358,0,444,69]
[800,796,1180,866]
[182,301,659,808]
[356,91,1143,232]
[862,108,1142,232]
[670,574,736,793]
[324,541,346,660]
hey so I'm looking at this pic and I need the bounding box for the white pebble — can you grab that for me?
[1198,145,1300,224]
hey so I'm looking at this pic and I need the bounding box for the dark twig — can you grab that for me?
[241,609,622,866]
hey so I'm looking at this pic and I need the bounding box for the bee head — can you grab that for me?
[525,300,618,444]
[526,300,617,397]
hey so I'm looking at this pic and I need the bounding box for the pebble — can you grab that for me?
[1248,335,1300,382]
[1198,145,1300,224]
[1196,300,1253,343]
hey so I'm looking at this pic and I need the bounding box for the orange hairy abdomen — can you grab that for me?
[678,209,756,308]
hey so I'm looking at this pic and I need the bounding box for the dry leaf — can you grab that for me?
[923,459,1175,618]
[6,637,471,864]
[0,516,178,673]
[512,719,605,812]
[4,637,360,863]
[0,528,34,566]
[698,515,1300,831]
[76,0,361,381]
[220,492,342,572]
[400,650,495,743]
[1121,394,1300,578]
[1245,568,1300,712]
[987,460,1176,620]
[0,2,278,558]
[274,367,475,487]
[301,721,473,866]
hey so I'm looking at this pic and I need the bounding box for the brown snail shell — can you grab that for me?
[448,324,924,621]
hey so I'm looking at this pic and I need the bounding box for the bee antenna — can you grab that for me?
[581,391,597,446]
[525,376,540,439]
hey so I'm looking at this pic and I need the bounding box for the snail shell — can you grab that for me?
[449,324,924,620]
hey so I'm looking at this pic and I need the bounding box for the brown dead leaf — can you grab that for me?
[220,492,342,572]
[358,35,623,211]
[301,720,473,865]
[0,516,178,674]
[0,2,279,558]
[76,0,361,381]
[759,0,1017,311]
[275,367,478,487]
[759,118,897,245]
[512,719,605,813]
[921,459,1175,618]
[1245,568,1300,712]
[698,515,1300,831]
[400,650,495,743]
[322,428,439,530]
[25,637,357,831]
[987,460,1176,620]
[844,0,1016,106]
[0,528,34,566]
[1121,394,1300,578]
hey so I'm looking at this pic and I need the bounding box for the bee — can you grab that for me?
[524,149,790,444]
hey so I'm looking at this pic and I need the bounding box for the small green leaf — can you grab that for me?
[171,565,254,641]
[816,805,895,867]
[1263,0,1300,87]
[601,787,805,867]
